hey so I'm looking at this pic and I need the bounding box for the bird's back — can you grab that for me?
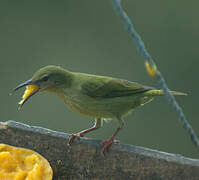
[60,72,154,119]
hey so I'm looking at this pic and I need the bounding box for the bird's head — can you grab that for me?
[13,65,72,108]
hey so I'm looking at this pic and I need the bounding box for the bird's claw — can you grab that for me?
[101,139,120,155]
[67,133,83,146]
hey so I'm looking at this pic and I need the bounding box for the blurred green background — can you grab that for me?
[1,0,198,158]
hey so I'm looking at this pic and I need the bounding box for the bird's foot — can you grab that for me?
[101,138,120,155]
[67,133,84,146]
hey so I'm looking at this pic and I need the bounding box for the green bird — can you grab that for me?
[13,65,186,153]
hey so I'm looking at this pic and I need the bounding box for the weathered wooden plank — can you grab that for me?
[0,120,198,180]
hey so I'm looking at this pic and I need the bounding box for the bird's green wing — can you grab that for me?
[81,76,152,98]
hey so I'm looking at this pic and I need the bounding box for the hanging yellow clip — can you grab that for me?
[145,61,157,77]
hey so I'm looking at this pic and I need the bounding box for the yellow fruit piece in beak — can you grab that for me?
[19,84,39,105]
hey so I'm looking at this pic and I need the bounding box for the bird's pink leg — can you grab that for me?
[67,118,101,145]
[68,127,97,144]
[101,127,121,154]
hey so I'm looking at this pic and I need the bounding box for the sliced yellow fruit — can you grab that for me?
[0,144,53,180]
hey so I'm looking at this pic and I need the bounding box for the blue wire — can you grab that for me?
[112,0,199,148]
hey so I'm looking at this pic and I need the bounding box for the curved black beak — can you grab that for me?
[13,79,33,92]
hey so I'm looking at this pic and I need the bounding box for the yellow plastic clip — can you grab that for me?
[145,61,157,77]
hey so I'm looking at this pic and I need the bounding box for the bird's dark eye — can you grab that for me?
[42,76,49,82]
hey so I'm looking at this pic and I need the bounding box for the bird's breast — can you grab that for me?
[61,92,117,118]
[60,93,98,117]
[58,89,153,119]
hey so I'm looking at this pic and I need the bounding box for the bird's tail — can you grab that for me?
[145,89,187,96]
